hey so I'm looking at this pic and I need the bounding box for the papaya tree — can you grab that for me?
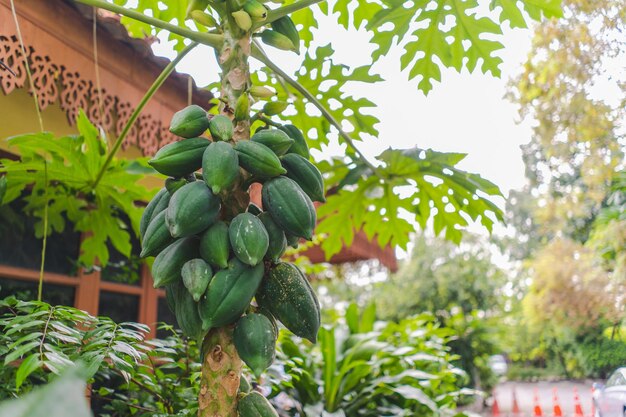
[66,0,560,415]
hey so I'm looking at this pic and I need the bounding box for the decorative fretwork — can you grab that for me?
[0,34,172,156]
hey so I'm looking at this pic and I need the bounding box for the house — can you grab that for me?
[0,0,396,337]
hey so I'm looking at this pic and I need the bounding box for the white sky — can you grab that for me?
[153,14,535,201]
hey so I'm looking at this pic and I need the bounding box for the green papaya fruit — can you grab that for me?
[190,10,217,27]
[234,141,286,178]
[229,213,269,266]
[232,10,252,31]
[169,105,209,138]
[175,282,205,339]
[198,259,264,329]
[208,115,234,141]
[256,262,320,343]
[152,237,199,288]
[251,129,293,156]
[247,203,262,215]
[140,188,170,238]
[261,176,316,240]
[271,16,299,53]
[238,391,279,417]
[165,181,221,238]
[235,93,250,121]
[202,141,239,194]
[279,124,309,159]
[165,177,188,194]
[280,153,325,202]
[148,137,210,177]
[239,374,252,394]
[234,313,277,377]
[258,212,286,262]
[186,0,209,17]
[182,258,213,302]
[285,233,300,248]
[199,221,231,269]
[257,307,279,339]
[262,101,288,116]
[0,176,6,206]
[249,86,275,99]
[140,210,175,258]
[260,30,297,53]
[243,0,267,21]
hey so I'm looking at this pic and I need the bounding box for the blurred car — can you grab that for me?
[488,354,508,376]
[593,367,626,417]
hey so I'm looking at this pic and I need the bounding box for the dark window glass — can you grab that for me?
[0,277,75,306]
[156,295,178,339]
[0,199,80,275]
[98,291,139,323]
[100,215,142,286]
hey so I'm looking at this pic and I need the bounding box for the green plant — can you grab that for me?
[0,111,154,268]
[268,303,471,416]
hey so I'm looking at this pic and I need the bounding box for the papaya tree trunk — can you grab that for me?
[198,15,251,417]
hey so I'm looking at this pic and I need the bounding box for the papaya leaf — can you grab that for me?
[0,111,155,267]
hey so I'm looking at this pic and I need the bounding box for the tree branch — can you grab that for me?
[73,0,223,49]
[92,41,198,190]
[250,41,379,174]
[253,0,326,29]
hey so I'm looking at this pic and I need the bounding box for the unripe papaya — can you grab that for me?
[249,86,275,99]
[256,262,320,343]
[262,101,288,116]
[165,181,221,238]
[238,391,279,417]
[169,105,209,138]
[165,177,188,194]
[190,10,217,27]
[208,115,234,141]
[198,259,264,329]
[202,142,239,194]
[234,141,286,178]
[260,30,297,53]
[140,211,175,258]
[182,258,213,302]
[279,124,309,159]
[251,129,293,156]
[199,221,231,269]
[239,375,252,394]
[243,0,267,21]
[285,233,300,248]
[232,10,252,31]
[258,212,286,262]
[271,16,300,53]
[186,0,209,17]
[148,137,210,177]
[234,313,277,377]
[229,213,269,266]
[152,237,199,288]
[235,93,250,121]
[262,176,316,240]
[140,188,170,238]
[281,153,325,202]
[174,281,205,339]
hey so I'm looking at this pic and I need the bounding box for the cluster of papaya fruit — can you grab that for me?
[139,104,324,411]
[188,0,302,54]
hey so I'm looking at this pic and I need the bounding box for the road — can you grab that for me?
[469,380,600,416]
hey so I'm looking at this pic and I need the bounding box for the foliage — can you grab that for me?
[375,234,506,321]
[0,366,92,417]
[577,336,626,379]
[268,303,472,417]
[0,112,155,267]
[90,0,564,259]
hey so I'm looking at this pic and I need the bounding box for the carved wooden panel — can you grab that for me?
[0,34,172,156]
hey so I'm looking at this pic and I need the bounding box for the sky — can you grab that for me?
[153,12,536,202]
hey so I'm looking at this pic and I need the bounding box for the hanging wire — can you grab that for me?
[9,0,48,301]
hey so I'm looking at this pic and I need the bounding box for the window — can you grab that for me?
[98,291,140,323]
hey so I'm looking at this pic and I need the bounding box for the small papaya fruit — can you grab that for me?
[151,237,199,288]
[140,210,175,258]
[234,141,286,178]
[202,141,239,194]
[251,129,293,156]
[258,212,286,262]
[199,221,231,269]
[148,137,210,178]
[238,391,279,417]
[208,115,234,141]
[165,181,221,238]
[169,105,209,138]
[229,213,269,266]
[181,258,213,302]
[234,313,277,377]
